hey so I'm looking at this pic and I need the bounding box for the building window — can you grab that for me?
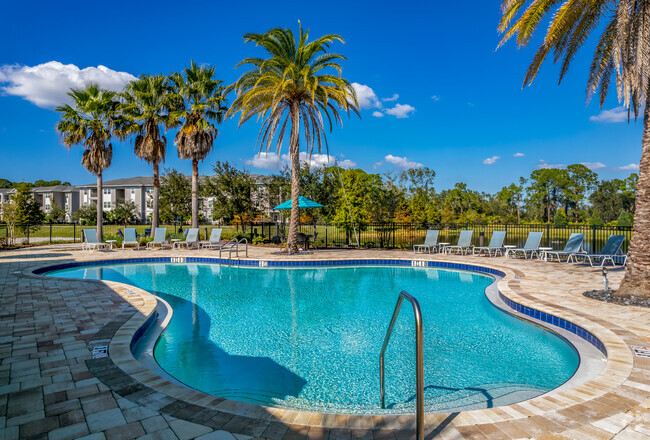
[103,201,111,209]
[103,188,110,195]
[84,189,87,195]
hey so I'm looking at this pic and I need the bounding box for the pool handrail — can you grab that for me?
[379,290,423,440]
[218,237,249,260]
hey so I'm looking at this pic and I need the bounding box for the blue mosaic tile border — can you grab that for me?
[130,311,157,350]
[35,257,506,276]
[498,291,607,356]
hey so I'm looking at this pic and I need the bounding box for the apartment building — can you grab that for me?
[0,185,80,221]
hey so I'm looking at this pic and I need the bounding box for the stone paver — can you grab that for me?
[0,244,648,439]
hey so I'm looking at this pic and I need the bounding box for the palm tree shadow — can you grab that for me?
[152,289,307,402]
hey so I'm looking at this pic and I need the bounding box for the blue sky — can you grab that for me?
[0,0,642,192]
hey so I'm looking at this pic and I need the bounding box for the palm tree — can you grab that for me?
[499,0,650,298]
[169,62,228,229]
[229,22,359,252]
[119,74,173,234]
[56,84,118,241]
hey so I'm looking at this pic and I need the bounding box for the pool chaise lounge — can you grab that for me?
[81,229,110,252]
[445,230,474,255]
[544,232,585,262]
[122,227,140,250]
[413,229,439,254]
[147,228,169,250]
[199,228,225,249]
[473,230,506,257]
[505,231,543,259]
[569,234,627,267]
[173,228,200,249]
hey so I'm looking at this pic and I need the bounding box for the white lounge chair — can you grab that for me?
[473,231,506,257]
[122,227,140,250]
[147,228,169,249]
[445,230,474,255]
[200,228,224,249]
[569,234,627,267]
[505,232,543,259]
[173,228,199,249]
[544,233,585,262]
[413,230,439,254]
[81,229,110,252]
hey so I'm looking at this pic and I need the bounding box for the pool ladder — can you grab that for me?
[379,290,424,440]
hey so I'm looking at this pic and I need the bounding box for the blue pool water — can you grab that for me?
[48,263,579,413]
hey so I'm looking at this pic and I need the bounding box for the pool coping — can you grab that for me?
[24,255,636,431]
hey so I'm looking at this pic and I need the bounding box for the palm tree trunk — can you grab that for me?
[516,196,521,223]
[152,161,160,235]
[191,157,199,229]
[97,171,103,242]
[616,96,650,299]
[287,102,301,253]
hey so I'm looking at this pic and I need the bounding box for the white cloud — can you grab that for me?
[383,154,423,169]
[580,162,606,170]
[384,103,416,119]
[351,82,380,109]
[467,102,475,107]
[483,156,500,165]
[372,111,384,118]
[614,163,639,171]
[245,152,284,170]
[381,94,399,102]
[431,95,440,101]
[0,61,136,109]
[513,152,525,157]
[246,152,355,170]
[589,106,628,123]
[537,160,566,169]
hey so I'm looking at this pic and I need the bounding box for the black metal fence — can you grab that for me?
[0,221,634,254]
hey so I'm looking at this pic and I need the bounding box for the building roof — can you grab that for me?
[30,185,79,193]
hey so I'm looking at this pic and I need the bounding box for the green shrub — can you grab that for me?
[139,236,154,246]
[104,233,123,247]
[252,236,265,245]
[616,210,633,227]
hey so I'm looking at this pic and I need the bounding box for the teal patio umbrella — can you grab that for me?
[273,196,324,210]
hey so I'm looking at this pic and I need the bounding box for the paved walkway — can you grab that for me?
[0,245,648,440]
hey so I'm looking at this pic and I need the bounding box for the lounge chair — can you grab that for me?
[473,231,506,257]
[173,228,199,249]
[544,233,585,262]
[413,230,440,254]
[122,227,140,250]
[505,231,543,259]
[569,234,627,267]
[147,228,169,249]
[199,228,224,249]
[81,229,110,252]
[445,230,474,255]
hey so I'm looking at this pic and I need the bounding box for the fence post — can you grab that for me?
[393,222,396,248]
[325,224,328,248]
[50,221,52,243]
[73,222,76,243]
[592,225,597,253]
[546,223,550,247]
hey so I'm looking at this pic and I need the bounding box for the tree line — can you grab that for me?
[146,161,637,227]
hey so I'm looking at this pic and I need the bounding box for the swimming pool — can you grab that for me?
[48,262,580,414]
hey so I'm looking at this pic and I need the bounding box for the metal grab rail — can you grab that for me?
[379,291,424,440]
[219,237,248,260]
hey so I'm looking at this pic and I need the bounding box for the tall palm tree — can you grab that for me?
[119,74,174,233]
[499,0,650,298]
[56,84,118,241]
[169,62,228,229]
[229,22,359,252]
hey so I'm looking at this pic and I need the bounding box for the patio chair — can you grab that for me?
[199,228,224,249]
[173,228,199,249]
[445,230,474,255]
[413,230,439,254]
[147,228,169,249]
[81,229,110,252]
[505,232,543,259]
[122,227,140,250]
[296,232,310,250]
[473,231,506,257]
[568,234,627,267]
[544,233,585,262]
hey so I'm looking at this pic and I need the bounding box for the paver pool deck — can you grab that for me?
[0,244,648,440]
